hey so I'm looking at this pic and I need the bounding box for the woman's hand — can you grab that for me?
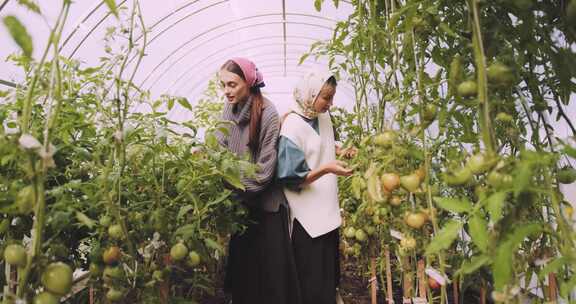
[322,160,354,176]
[336,146,358,159]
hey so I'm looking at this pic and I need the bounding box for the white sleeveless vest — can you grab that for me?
[281,112,342,238]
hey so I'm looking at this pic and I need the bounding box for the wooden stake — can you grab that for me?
[385,246,394,304]
[480,282,486,304]
[452,277,459,304]
[371,257,378,304]
[160,254,171,304]
[547,273,558,303]
[417,260,426,300]
[89,285,94,304]
[402,256,413,300]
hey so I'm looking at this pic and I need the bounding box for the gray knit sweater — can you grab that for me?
[216,95,286,212]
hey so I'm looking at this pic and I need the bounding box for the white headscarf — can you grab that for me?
[292,69,335,119]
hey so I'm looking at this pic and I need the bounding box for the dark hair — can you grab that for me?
[326,75,337,88]
[220,60,264,153]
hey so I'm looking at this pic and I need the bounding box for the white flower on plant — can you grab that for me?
[18,134,42,150]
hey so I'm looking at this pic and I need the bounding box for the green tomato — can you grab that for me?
[373,131,396,147]
[89,263,103,277]
[487,63,514,88]
[99,215,112,227]
[400,174,421,192]
[355,229,367,242]
[170,243,188,262]
[422,104,438,122]
[152,270,164,281]
[41,262,73,296]
[405,212,427,229]
[0,218,10,235]
[103,266,124,284]
[365,225,376,236]
[495,112,513,123]
[443,167,473,186]
[16,185,35,215]
[466,153,488,174]
[457,81,477,98]
[108,224,124,240]
[106,289,124,302]
[188,251,201,267]
[4,244,27,267]
[558,167,576,184]
[33,292,59,304]
[344,227,356,239]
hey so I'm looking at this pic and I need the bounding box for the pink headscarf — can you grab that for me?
[231,57,265,88]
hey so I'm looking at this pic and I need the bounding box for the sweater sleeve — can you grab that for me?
[276,135,310,191]
[239,108,280,195]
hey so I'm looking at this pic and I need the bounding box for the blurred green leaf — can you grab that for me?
[434,197,472,214]
[468,211,489,253]
[426,220,462,256]
[104,0,119,18]
[3,16,33,58]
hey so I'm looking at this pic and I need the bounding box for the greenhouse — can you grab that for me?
[1,0,575,303]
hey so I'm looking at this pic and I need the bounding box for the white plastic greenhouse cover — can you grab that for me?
[1,0,575,202]
[0,0,357,116]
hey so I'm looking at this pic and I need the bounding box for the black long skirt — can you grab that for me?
[291,219,341,304]
[224,205,302,304]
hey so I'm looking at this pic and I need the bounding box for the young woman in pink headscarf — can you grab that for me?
[216,58,301,304]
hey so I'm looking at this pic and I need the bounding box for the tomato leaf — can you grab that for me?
[221,171,244,191]
[104,0,119,18]
[425,220,462,256]
[563,144,576,159]
[538,257,568,280]
[314,0,323,11]
[493,238,516,291]
[17,0,41,14]
[3,16,33,58]
[177,98,192,111]
[298,53,310,65]
[467,212,489,253]
[75,211,96,229]
[456,255,491,276]
[433,197,472,214]
[513,160,533,197]
[484,191,507,224]
[560,275,576,299]
[174,224,196,239]
[204,238,224,254]
[177,205,194,219]
[493,223,542,291]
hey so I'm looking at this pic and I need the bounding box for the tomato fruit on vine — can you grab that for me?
[170,243,189,262]
[33,292,59,304]
[457,81,477,98]
[41,262,73,295]
[4,244,27,267]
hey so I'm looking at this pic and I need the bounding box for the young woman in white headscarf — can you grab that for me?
[277,70,355,304]
[217,57,301,304]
